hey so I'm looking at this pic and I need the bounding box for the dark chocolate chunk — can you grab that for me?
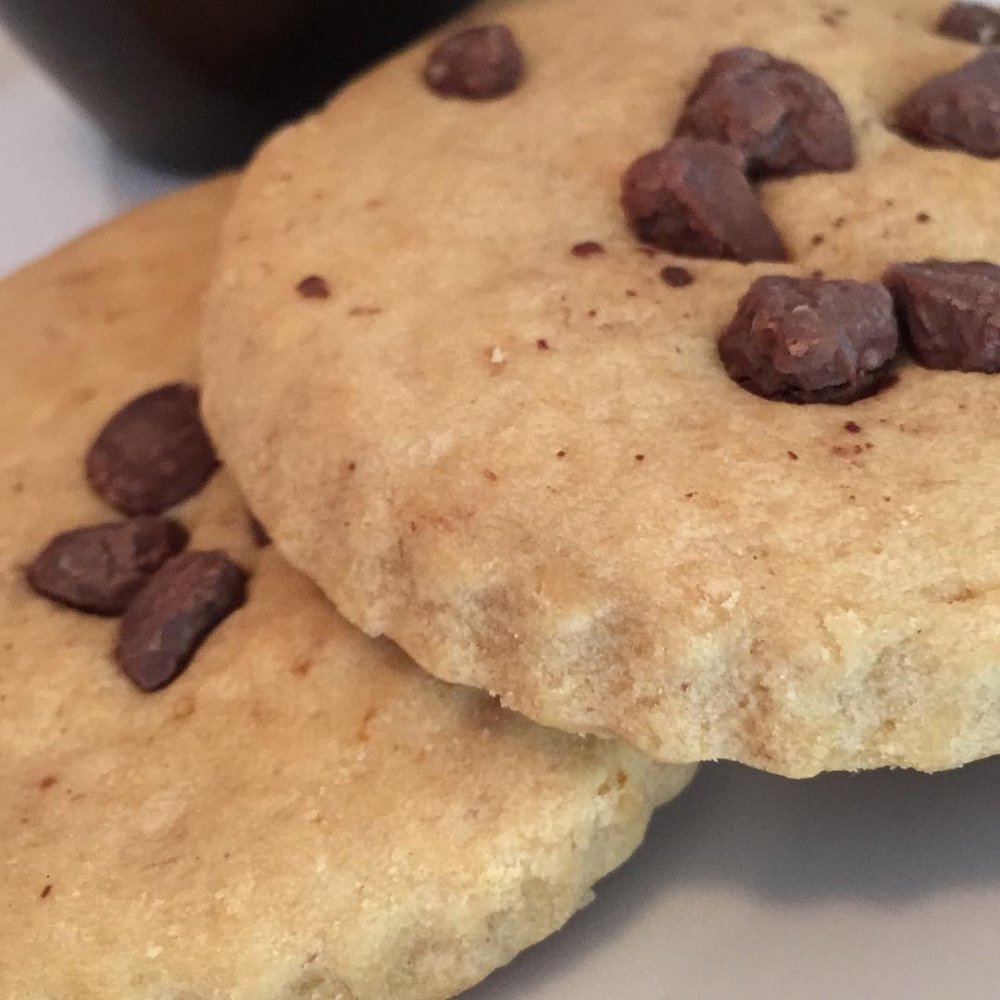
[26,517,188,616]
[296,275,330,299]
[938,3,1000,44]
[247,511,272,548]
[423,24,524,100]
[621,138,787,262]
[86,383,220,516]
[117,551,247,692]
[660,265,695,287]
[885,259,1000,371]
[719,276,899,403]
[896,51,1000,157]
[674,47,855,177]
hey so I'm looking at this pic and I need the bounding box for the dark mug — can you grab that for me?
[0,0,469,173]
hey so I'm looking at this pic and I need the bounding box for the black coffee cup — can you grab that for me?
[0,0,469,173]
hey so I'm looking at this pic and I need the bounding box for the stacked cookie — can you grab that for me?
[1,180,693,1000]
[201,0,1000,779]
[4,0,999,997]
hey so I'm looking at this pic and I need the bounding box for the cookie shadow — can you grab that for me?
[467,754,1000,997]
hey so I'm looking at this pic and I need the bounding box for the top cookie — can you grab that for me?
[202,0,1000,777]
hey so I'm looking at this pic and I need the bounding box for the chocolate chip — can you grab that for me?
[660,265,695,287]
[621,139,787,262]
[26,517,188,615]
[423,24,524,100]
[673,48,855,177]
[86,384,219,516]
[117,551,247,692]
[296,275,330,299]
[247,511,271,548]
[719,276,899,403]
[571,241,605,258]
[884,259,1000,371]
[896,51,1000,157]
[938,2,1000,44]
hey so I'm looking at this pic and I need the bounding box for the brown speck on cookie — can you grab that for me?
[38,775,58,790]
[915,211,931,224]
[247,512,271,548]
[787,450,799,460]
[660,265,695,288]
[40,885,52,900]
[483,469,498,482]
[844,420,863,433]
[673,47,855,177]
[719,276,899,404]
[423,24,524,100]
[86,383,219,516]
[556,449,566,458]
[571,241,605,258]
[536,338,550,350]
[635,454,646,461]
[296,275,330,299]
[811,234,826,246]
[621,138,787,262]
[896,51,1000,157]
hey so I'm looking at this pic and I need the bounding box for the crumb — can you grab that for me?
[571,241,605,258]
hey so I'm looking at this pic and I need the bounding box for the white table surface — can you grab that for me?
[2,26,999,1000]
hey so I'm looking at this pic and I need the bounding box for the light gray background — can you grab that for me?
[2,26,998,1000]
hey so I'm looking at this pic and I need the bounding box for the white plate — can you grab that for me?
[3,29,998,1000]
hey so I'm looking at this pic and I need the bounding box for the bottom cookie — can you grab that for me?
[0,178,694,999]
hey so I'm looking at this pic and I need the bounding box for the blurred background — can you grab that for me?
[0,0,468,274]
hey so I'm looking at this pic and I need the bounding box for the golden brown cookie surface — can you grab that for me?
[0,179,692,1000]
